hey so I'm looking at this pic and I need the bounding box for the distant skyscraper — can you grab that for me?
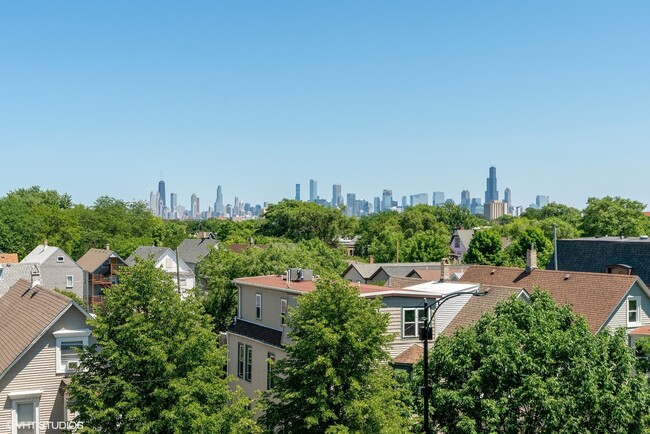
[295,184,301,201]
[170,193,178,217]
[470,198,482,215]
[460,190,471,210]
[432,191,445,206]
[381,190,393,211]
[346,193,356,216]
[401,196,407,209]
[309,179,318,202]
[332,184,342,207]
[504,188,511,207]
[410,193,429,207]
[374,197,380,213]
[191,193,200,219]
[484,200,507,221]
[150,191,160,217]
[485,166,498,203]
[158,180,166,207]
[536,195,549,209]
[215,185,224,215]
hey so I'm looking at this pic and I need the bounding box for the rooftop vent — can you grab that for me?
[564,274,570,280]
[641,235,649,240]
[285,268,313,282]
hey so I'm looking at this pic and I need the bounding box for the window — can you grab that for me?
[57,256,64,263]
[628,296,642,326]
[237,343,245,378]
[267,352,276,390]
[403,308,427,338]
[53,329,91,373]
[9,390,41,434]
[66,275,73,289]
[454,237,460,248]
[245,345,253,382]
[280,298,288,325]
[256,293,262,320]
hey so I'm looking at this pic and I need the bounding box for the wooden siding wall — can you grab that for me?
[604,283,650,332]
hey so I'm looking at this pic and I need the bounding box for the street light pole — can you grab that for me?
[420,289,486,434]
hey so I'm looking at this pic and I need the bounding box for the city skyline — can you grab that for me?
[2,2,650,210]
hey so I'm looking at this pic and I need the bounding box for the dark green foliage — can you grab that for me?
[259,278,408,433]
[68,259,258,433]
[505,227,554,268]
[581,196,650,237]
[463,229,505,265]
[417,291,650,433]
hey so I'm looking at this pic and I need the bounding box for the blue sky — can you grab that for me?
[2,1,649,210]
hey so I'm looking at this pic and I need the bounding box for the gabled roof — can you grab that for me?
[452,229,475,248]
[0,263,36,298]
[125,246,175,266]
[393,344,423,365]
[550,237,650,287]
[459,265,642,333]
[77,248,124,273]
[0,253,19,264]
[442,285,529,337]
[177,238,218,265]
[342,262,440,280]
[406,265,470,280]
[0,279,91,378]
[21,245,65,264]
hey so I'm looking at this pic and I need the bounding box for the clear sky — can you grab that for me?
[2,1,649,211]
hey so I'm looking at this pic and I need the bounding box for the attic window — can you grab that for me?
[57,256,64,263]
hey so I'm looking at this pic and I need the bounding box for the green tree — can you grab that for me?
[581,196,650,237]
[261,199,354,244]
[522,202,582,227]
[68,259,258,434]
[418,290,650,433]
[506,227,554,268]
[402,229,450,262]
[463,229,505,265]
[259,277,408,433]
[430,202,487,234]
[355,211,401,258]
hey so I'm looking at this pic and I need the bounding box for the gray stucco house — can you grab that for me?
[20,244,84,300]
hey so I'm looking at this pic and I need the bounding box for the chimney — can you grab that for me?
[369,255,374,264]
[526,248,538,272]
[249,237,254,247]
[440,258,450,282]
[105,244,110,251]
[44,239,48,247]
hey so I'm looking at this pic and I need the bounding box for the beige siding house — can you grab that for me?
[0,280,93,433]
[227,272,469,400]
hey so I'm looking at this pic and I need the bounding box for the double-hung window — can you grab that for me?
[9,390,42,434]
[256,293,262,320]
[628,296,642,327]
[403,308,427,338]
[53,329,91,374]
[245,345,253,382]
[66,275,73,289]
[267,352,276,390]
[280,298,288,325]
[237,343,245,378]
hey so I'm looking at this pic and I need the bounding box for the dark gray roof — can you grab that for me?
[125,246,174,266]
[176,238,218,265]
[0,263,35,298]
[228,319,282,348]
[550,237,650,285]
[342,262,440,280]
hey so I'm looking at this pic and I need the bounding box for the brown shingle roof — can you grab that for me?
[393,344,424,364]
[233,275,394,295]
[387,276,425,288]
[442,285,528,337]
[0,279,74,376]
[0,253,19,264]
[459,265,640,333]
[76,248,116,273]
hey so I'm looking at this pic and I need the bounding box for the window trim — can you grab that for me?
[9,390,42,434]
[57,256,65,263]
[280,298,288,325]
[255,293,262,320]
[66,275,74,289]
[627,296,642,327]
[402,307,427,339]
[245,345,252,382]
[237,343,245,378]
[267,352,276,390]
[53,329,91,374]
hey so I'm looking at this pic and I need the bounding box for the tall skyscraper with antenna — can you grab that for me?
[215,185,224,215]
[158,179,166,207]
[485,166,498,203]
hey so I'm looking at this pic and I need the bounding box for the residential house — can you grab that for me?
[449,229,475,263]
[227,270,475,399]
[20,244,84,301]
[125,246,195,294]
[458,254,650,335]
[76,247,126,309]
[176,233,218,274]
[0,279,93,433]
[549,236,650,285]
[406,265,469,281]
[0,263,40,298]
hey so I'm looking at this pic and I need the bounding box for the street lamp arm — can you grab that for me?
[424,289,486,330]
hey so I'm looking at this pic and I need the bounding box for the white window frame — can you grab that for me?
[57,256,65,263]
[627,296,642,327]
[237,343,245,378]
[9,390,42,434]
[53,329,91,374]
[245,345,252,382]
[280,298,288,325]
[255,293,262,320]
[402,307,427,338]
[66,275,73,289]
